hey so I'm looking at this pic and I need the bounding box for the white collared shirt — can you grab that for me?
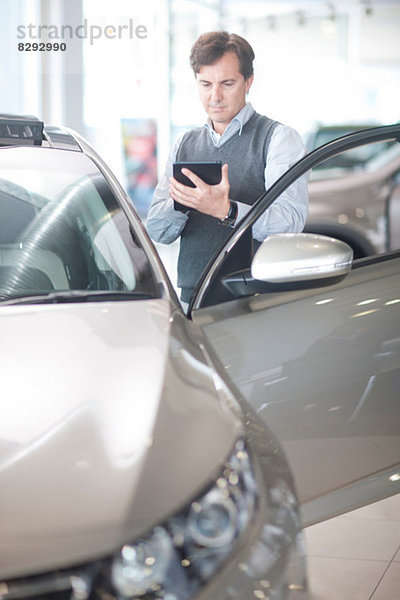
[146,103,309,244]
[204,101,252,145]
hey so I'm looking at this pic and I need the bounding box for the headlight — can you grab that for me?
[1,438,304,600]
[101,439,258,599]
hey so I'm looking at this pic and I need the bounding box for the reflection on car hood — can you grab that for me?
[0,299,240,579]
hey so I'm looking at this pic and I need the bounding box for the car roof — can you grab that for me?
[0,114,82,152]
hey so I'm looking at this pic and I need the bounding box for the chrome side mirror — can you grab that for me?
[251,233,353,283]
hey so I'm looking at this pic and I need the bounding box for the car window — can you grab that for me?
[190,125,400,311]
[0,147,159,303]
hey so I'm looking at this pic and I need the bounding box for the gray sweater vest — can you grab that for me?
[176,111,278,302]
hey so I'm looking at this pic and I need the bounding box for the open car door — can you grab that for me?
[190,124,400,525]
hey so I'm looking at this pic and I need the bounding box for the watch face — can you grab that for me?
[219,201,238,227]
[219,216,235,227]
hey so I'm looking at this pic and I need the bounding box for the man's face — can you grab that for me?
[196,52,254,135]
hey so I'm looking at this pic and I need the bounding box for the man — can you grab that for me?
[146,31,308,306]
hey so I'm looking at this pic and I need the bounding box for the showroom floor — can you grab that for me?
[304,493,400,599]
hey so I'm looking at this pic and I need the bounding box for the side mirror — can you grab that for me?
[251,233,353,284]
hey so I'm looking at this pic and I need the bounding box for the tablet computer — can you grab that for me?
[173,161,222,212]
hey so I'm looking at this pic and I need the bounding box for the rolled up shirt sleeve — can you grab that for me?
[236,124,309,242]
[146,138,189,244]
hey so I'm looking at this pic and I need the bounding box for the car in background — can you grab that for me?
[305,133,400,258]
[303,123,394,172]
[1,115,400,599]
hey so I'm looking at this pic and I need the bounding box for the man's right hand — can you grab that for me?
[169,163,231,220]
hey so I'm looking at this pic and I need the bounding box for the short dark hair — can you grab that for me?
[190,31,255,80]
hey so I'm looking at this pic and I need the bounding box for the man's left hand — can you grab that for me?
[169,163,230,220]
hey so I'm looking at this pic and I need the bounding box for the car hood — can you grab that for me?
[0,298,241,579]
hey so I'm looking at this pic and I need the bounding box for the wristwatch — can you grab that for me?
[218,200,238,227]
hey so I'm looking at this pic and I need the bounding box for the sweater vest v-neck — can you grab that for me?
[176,111,278,302]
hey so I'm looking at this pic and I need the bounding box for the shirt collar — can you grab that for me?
[204,102,255,138]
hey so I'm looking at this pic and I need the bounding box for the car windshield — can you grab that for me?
[0,147,158,304]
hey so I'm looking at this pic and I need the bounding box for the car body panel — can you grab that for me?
[193,255,400,515]
[0,298,241,578]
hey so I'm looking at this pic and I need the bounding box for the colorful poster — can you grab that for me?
[121,118,157,219]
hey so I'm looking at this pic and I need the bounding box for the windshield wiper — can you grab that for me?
[0,290,158,306]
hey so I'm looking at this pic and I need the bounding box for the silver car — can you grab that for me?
[305,128,400,258]
[303,123,394,170]
[0,115,305,599]
[1,115,399,599]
